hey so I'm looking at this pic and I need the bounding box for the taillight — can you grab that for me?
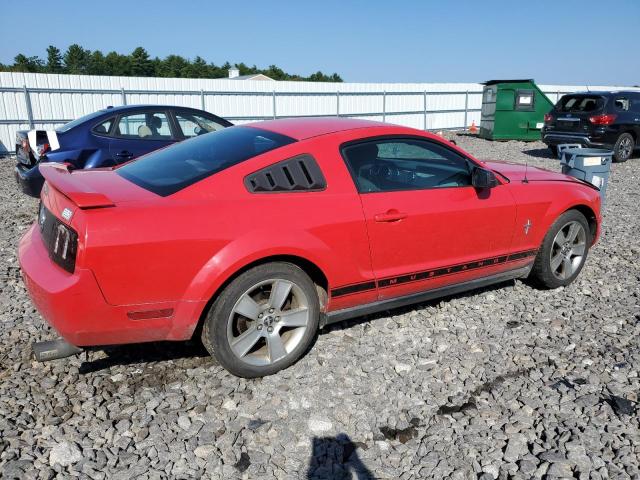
[21,138,30,152]
[589,114,617,125]
[36,143,50,157]
[543,113,554,124]
[38,203,78,273]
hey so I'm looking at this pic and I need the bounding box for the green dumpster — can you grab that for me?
[479,79,555,141]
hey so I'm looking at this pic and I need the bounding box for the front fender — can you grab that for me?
[541,184,601,237]
[506,181,601,254]
[183,228,334,304]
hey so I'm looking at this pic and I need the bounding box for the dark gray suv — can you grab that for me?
[542,91,640,162]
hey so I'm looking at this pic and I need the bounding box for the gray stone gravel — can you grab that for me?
[1,136,639,479]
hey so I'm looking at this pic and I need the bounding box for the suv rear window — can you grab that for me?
[557,95,605,113]
[117,126,296,196]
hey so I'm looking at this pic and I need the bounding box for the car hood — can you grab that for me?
[483,160,585,184]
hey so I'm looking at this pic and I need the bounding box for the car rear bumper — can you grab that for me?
[15,163,45,198]
[19,225,205,346]
[542,132,613,149]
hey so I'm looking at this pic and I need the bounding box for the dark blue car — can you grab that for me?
[15,105,233,197]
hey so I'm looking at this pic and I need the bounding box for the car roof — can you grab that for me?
[568,91,640,96]
[244,117,391,140]
[95,104,210,114]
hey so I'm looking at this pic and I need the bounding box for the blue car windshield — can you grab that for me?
[57,110,109,133]
[117,126,296,196]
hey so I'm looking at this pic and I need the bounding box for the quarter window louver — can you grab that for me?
[245,154,327,193]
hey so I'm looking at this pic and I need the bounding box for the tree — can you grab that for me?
[156,54,189,78]
[264,64,287,81]
[12,54,44,73]
[130,47,153,77]
[46,46,63,73]
[63,44,91,74]
[104,51,131,76]
[187,56,208,78]
[88,51,106,75]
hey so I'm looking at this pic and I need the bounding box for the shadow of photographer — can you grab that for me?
[306,433,374,479]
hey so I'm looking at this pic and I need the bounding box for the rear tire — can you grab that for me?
[548,145,558,158]
[529,210,591,289]
[613,133,634,162]
[201,262,320,378]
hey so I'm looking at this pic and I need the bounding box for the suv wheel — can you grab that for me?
[613,133,634,162]
[529,210,591,289]
[202,262,320,378]
[548,145,558,158]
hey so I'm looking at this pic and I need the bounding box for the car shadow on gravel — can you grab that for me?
[523,147,556,159]
[78,340,211,374]
[321,279,517,333]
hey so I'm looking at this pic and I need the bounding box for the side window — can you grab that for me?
[342,138,472,193]
[115,112,172,140]
[515,89,535,111]
[175,112,226,138]
[614,97,630,111]
[92,118,114,136]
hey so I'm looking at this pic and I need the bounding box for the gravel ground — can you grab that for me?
[0,137,639,480]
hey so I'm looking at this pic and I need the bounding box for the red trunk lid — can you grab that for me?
[39,163,155,210]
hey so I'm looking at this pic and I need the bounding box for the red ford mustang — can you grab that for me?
[19,118,601,377]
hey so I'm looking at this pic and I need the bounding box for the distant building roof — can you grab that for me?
[231,73,275,81]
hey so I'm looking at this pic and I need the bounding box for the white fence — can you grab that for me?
[0,72,635,154]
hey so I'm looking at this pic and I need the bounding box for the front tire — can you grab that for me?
[529,210,591,289]
[613,133,634,162]
[201,262,320,378]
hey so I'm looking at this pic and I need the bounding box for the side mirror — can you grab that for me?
[472,168,499,189]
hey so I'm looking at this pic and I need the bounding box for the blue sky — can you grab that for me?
[1,0,638,85]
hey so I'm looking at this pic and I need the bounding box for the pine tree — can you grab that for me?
[46,46,63,73]
[12,54,43,72]
[63,44,90,74]
[130,47,153,77]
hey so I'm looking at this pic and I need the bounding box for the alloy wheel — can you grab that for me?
[226,278,311,366]
[618,137,633,159]
[550,221,587,280]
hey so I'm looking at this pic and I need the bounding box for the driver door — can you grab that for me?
[342,137,517,301]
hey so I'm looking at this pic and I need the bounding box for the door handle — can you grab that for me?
[116,150,133,158]
[374,210,408,222]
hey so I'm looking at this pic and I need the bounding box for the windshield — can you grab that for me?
[56,110,110,133]
[557,95,605,113]
[117,126,296,196]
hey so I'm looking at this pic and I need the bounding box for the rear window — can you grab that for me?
[557,95,605,113]
[117,126,296,196]
[57,110,110,133]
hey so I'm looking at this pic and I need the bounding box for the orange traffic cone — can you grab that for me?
[469,121,478,134]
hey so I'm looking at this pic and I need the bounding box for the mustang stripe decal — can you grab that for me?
[330,249,537,298]
[330,281,377,298]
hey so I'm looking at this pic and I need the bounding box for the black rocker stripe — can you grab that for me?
[330,249,537,298]
[330,281,377,298]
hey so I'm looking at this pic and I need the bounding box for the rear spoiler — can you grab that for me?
[39,163,115,208]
